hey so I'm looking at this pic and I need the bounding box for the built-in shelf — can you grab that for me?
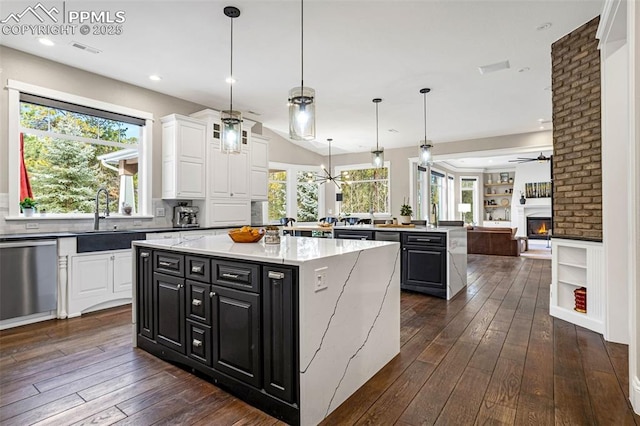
[551,238,603,334]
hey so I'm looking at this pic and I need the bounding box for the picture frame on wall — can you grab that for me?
[500,172,509,183]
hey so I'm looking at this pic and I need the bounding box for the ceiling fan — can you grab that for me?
[509,152,552,163]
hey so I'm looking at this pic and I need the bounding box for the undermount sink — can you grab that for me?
[76,231,146,253]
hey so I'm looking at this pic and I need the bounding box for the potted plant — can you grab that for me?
[20,197,37,217]
[399,199,413,225]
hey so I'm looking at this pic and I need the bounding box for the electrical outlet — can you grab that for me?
[155,207,165,217]
[26,222,39,229]
[314,267,328,292]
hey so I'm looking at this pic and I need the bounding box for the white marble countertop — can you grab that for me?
[135,234,398,265]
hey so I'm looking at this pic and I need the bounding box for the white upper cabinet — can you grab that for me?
[250,134,269,200]
[161,114,207,200]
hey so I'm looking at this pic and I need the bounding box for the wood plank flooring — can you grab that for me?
[1,255,638,425]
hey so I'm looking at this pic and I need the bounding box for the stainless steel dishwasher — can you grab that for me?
[0,240,58,320]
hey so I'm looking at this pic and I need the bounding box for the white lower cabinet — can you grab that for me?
[69,249,133,317]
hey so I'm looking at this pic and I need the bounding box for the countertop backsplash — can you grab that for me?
[0,194,175,235]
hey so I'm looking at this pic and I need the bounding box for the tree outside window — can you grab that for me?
[268,170,287,222]
[461,178,477,224]
[338,166,389,215]
[20,102,141,214]
[296,171,318,222]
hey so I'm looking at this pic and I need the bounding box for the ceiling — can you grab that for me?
[0,0,603,155]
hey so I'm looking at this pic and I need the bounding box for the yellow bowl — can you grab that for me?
[228,229,264,243]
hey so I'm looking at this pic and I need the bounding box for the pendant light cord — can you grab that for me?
[229,16,234,111]
[300,0,304,88]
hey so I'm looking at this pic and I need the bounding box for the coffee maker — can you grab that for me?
[172,202,199,228]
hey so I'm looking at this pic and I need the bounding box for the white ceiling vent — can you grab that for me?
[478,60,510,75]
[70,42,101,54]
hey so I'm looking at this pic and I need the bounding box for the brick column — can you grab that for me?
[551,17,602,241]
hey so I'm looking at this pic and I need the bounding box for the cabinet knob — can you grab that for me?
[210,291,216,298]
[193,339,202,348]
[192,299,202,306]
[177,283,183,289]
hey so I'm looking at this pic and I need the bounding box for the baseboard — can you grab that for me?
[632,376,640,415]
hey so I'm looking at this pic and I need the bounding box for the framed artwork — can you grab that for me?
[500,172,509,183]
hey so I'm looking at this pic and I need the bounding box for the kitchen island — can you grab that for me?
[132,235,400,426]
[288,224,468,299]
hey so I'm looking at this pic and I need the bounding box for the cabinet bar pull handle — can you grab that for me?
[221,273,240,279]
[192,299,202,306]
[159,261,175,267]
[416,238,431,242]
[193,339,202,347]
[140,252,150,258]
[268,271,285,279]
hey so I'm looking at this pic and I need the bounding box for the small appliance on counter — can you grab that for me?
[172,202,200,228]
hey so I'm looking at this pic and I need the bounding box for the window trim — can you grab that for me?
[460,176,480,225]
[334,161,391,216]
[7,80,154,218]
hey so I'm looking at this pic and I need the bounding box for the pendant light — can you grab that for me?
[371,98,384,168]
[419,88,433,167]
[310,138,348,189]
[221,6,242,154]
[288,0,315,141]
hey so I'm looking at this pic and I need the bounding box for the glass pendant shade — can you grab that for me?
[288,86,316,140]
[221,110,242,154]
[419,141,433,167]
[371,148,384,168]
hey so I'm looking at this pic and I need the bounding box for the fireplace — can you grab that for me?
[527,217,552,239]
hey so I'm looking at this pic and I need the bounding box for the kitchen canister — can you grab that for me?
[264,227,281,244]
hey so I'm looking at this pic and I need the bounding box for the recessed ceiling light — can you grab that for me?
[149,75,162,81]
[518,67,531,73]
[538,118,544,122]
[38,38,54,46]
[536,22,552,31]
[225,76,236,84]
[488,159,493,163]
[540,126,545,130]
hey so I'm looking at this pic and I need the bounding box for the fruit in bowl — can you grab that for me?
[228,226,265,243]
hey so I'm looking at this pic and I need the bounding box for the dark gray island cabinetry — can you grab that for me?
[135,247,298,424]
[133,235,400,425]
[333,226,467,299]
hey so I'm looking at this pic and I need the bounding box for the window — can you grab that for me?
[268,170,287,222]
[431,170,446,220]
[20,97,142,214]
[461,178,478,224]
[8,80,153,217]
[448,175,455,220]
[335,163,390,215]
[267,163,324,223]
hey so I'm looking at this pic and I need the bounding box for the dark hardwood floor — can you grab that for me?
[1,255,637,425]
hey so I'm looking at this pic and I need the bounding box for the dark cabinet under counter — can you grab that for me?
[135,248,299,425]
[401,232,447,298]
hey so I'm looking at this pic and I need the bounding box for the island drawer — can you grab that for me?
[186,255,211,282]
[186,319,212,366]
[154,251,185,277]
[186,280,212,325]
[402,232,445,247]
[212,260,260,293]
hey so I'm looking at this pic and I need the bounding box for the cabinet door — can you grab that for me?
[71,253,111,301]
[251,168,269,200]
[209,147,230,197]
[208,198,251,226]
[137,249,154,339]
[401,246,446,295]
[211,285,261,388]
[154,273,186,354]
[229,150,249,198]
[263,268,296,403]
[113,251,133,294]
